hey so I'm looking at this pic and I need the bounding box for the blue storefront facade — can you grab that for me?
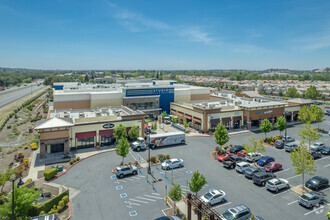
[123,87,174,113]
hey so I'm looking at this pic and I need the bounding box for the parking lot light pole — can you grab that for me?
[147,130,151,175]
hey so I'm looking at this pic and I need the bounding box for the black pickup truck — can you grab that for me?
[222,156,246,169]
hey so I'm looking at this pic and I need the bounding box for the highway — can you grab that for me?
[0,83,46,109]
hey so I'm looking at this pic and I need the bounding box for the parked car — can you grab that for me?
[311,142,326,151]
[116,165,138,178]
[229,145,244,154]
[284,143,299,152]
[243,167,264,179]
[236,162,251,173]
[305,176,329,190]
[253,172,276,186]
[282,136,295,143]
[324,109,330,116]
[266,178,289,192]
[218,153,236,162]
[155,217,182,220]
[264,162,282,172]
[298,192,323,208]
[257,156,275,167]
[237,150,247,157]
[220,204,251,220]
[245,153,263,162]
[309,150,322,159]
[161,158,184,170]
[223,155,246,169]
[200,189,226,205]
[321,146,330,155]
[275,140,284,149]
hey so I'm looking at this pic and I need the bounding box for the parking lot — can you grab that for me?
[53,115,330,220]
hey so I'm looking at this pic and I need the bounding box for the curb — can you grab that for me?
[50,149,116,181]
[66,201,71,220]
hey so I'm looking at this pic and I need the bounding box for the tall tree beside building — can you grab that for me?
[311,104,325,129]
[305,85,320,100]
[298,123,319,150]
[189,171,207,196]
[243,136,266,164]
[290,142,316,190]
[128,125,139,141]
[183,122,189,132]
[114,124,127,141]
[168,184,182,214]
[298,106,315,124]
[116,138,130,164]
[274,116,286,136]
[214,123,230,147]
[285,86,299,98]
[260,119,272,139]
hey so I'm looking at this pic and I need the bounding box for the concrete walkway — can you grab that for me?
[23,148,45,182]
[176,200,198,220]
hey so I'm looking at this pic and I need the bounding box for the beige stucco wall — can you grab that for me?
[207,110,244,130]
[53,100,91,110]
[90,99,123,108]
[40,130,69,140]
[174,95,191,102]
[285,106,301,112]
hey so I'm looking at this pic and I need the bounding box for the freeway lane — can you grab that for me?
[0,84,45,109]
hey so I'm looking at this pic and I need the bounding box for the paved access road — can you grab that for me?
[0,83,45,109]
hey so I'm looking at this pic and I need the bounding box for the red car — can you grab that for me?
[218,153,235,162]
[264,162,282,172]
[236,150,247,157]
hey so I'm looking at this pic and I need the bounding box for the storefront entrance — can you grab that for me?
[233,120,240,129]
[251,120,260,127]
[50,144,64,153]
[101,135,115,146]
[77,137,95,149]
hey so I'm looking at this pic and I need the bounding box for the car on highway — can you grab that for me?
[243,167,264,179]
[253,172,276,186]
[245,153,263,162]
[284,143,299,152]
[218,153,235,162]
[311,142,326,151]
[305,176,329,190]
[266,178,289,192]
[264,162,282,172]
[116,165,138,178]
[257,156,275,167]
[235,162,251,173]
[282,136,295,143]
[161,158,184,170]
[236,150,247,157]
[309,150,322,159]
[321,146,330,155]
[298,192,322,208]
[229,145,244,154]
[220,204,251,220]
[200,189,226,206]
[275,140,284,149]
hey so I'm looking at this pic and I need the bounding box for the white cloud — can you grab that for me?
[178,27,213,44]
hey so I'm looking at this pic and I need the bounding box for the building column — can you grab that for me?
[64,139,70,154]
[291,112,294,122]
[247,121,251,129]
[230,118,234,129]
[141,118,145,138]
[40,143,46,158]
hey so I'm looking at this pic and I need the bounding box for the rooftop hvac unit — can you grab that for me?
[202,102,207,106]
[79,113,85,118]
[96,111,102,117]
[64,113,70,118]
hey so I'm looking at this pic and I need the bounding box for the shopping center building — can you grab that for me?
[170,93,312,133]
[34,106,145,158]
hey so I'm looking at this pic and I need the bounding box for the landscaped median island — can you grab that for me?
[264,135,282,146]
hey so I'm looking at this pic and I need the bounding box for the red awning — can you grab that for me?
[170,109,176,114]
[99,130,114,136]
[76,131,96,139]
[192,117,201,123]
[184,114,192,119]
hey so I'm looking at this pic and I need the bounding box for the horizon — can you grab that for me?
[1,0,330,70]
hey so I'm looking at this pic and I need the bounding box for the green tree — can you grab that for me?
[278,89,283,97]
[168,184,182,213]
[189,171,207,196]
[183,122,189,132]
[298,124,320,150]
[285,86,299,98]
[305,85,320,100]
[298,106,315,124]
[0,167,15,193]
[116,138,130,164]
[160,111,167,118]
[214,123,230,147]
[243,136,266,163]
[311,104,325,129]
[259,119,272,139]
[152,122,157,130]
[171,116,178,123]
[128,125,139,140]
[114,124,127,141]
[290,142,316,190]
[321,94,326,101]
[0,186,40,219]
[274,116,286,136]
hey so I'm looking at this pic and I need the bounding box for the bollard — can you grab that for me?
[165,170,167,178]
[171,176,173,184]
[147,175,148,182]
[165,196,167,205]
[186,189,188,197]
[152,180,154,189]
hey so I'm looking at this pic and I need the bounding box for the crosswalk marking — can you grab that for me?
[137,196,156,202]
[144,195,163,199]
[129,198,148,204]
[152,193,160,196]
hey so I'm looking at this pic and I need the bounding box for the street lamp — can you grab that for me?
[147,129,151,175]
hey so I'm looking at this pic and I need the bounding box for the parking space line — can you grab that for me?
[304,204,330,216]
[287,200,298,205]
[215,202,232,208]
[287,174,301,180]
[118,179,128,183]
[129,150,137,161]
[324,163,330,167]
[275,168,290,174]
[131,177,141,180]
[152,193,161,196]
[272,189,291,197]
[315,156,330,162]
[144,195,163,199]
[129,199,148,204]
[124,201,141,206]
[137,196,156,202]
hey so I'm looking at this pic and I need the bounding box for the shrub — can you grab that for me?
[7,125,11,129]
[70,158,77,165]
[76,157,80,161]
[39,211,45,216]
[24,158,29,163]
[29,191,69,216]
[44,168,58,180]
[24,145,28,149]
[48,205,57,214]
[166,154,170,159]
[31,115,42,122]
[25,178,32,185]
[31,145,38,150]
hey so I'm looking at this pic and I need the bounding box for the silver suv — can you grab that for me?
[298,192,322,208]
[311,142,326,151]
[116,165,138,178]
[221,204,251,220]
[284,143,299,152]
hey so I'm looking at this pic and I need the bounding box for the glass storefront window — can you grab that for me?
[77,137,94,149]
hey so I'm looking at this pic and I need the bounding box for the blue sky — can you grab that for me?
[0,0,330,70]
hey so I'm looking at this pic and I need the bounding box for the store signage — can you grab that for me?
[103,123,115,129]
[210,115,220,119]
[264,110,273,114]
[234,112,240,116]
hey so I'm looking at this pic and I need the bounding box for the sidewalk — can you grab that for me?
[23,149,45,182]
[176,200,198,220]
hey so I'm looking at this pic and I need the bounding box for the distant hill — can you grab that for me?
[313,67,330,73]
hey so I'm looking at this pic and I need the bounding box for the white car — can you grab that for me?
[161,158,184,170]
[201,189,226,205]
[245,153,263,162]
[235,162,251,173]
[266,178,289,192]
[311,142,326,151]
